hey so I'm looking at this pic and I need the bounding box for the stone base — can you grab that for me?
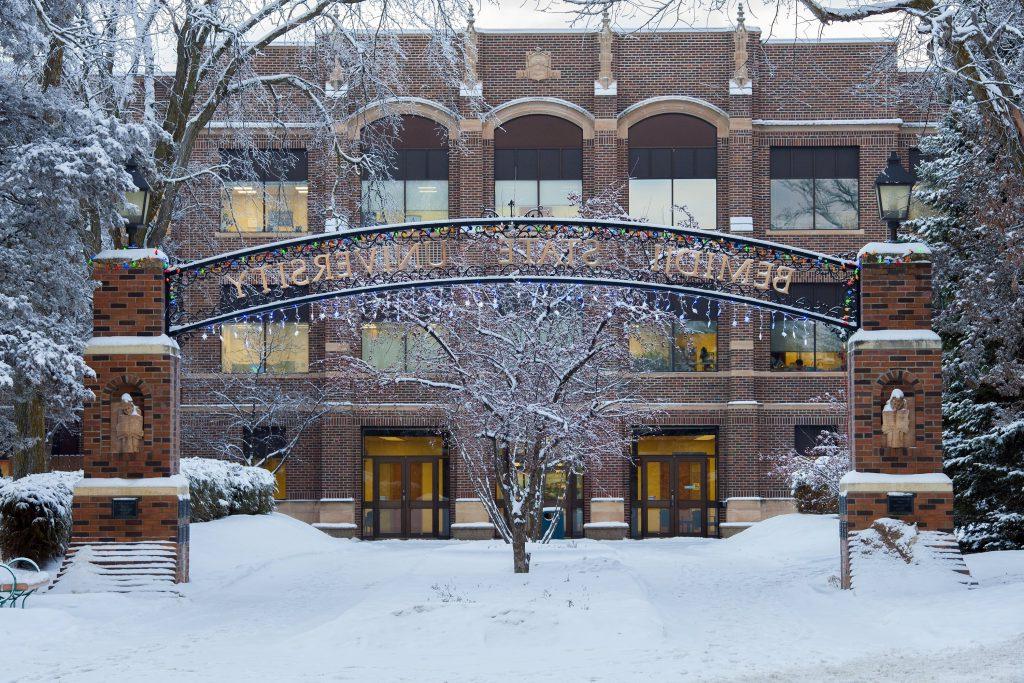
[313,523,358,539]
[451,523,495,540]
[720,522,753,538]
[71,477,190,583]
[583,522,628,540]
[725,497,797,524]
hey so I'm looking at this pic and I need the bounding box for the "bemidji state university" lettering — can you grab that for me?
[223,238,794,298]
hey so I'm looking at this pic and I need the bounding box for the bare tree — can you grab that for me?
[20,0,471,248]
[339,283,680,572]
[184,315,329,475]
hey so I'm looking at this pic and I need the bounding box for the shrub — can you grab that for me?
[762,431,850,514]
[180,457,276,522]
[0,470,82,563]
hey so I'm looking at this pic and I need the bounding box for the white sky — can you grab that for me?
[473,0,902,41]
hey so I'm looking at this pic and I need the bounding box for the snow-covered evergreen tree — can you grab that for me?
[911,100,1024,551]
[0,10,148,475]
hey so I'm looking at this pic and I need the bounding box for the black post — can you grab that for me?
[887,219,900,242]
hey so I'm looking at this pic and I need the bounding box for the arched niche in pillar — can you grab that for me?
[101,375,150,458]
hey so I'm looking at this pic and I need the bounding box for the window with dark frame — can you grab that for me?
[628,114,718,229]
[628,296,718,373]
[220,149,309,233]
[794,424,835,453]
[243,426,287,462]
[770,147,859,230]
[243,426,288,499]
[494,115,583,217]
[360,116,450,226]
[770,283,847,372]
[50,421,82,456]
[220,287,311,374]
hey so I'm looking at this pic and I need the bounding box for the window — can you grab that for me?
[361,323,443,372]
[794,425,834,453]
[494,115,583,217]
[243,426,287,499]
[361,116,449,225]
[628,114,718,229]
[770,147,858,230]
[908,148,938,220]
[50,422,82,456]
[220,149,308,232]
[221,305,310,374]
[770,284,846,371]
[629,297,718,372]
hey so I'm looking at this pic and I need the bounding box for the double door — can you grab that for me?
[370,457,445,538]
[637,455,709,537]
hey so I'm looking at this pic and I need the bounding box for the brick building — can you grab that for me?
[166,18,939,540]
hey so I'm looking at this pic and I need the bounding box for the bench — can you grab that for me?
[0,558,50,608]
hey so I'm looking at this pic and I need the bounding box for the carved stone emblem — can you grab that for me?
[881,388,911,449]
[516,50,561,81]
[112,393,144,454]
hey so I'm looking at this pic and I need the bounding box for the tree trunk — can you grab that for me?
[12,389,48,480]
[511,523,531,573]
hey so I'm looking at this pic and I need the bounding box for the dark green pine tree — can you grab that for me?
[912,98,1024,551]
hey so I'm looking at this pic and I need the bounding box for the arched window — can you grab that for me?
[494,115,583,217]
[628,114,717,229]
[361,115,449,225]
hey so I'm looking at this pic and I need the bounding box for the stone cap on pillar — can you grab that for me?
[857,242,931,264]
[93,248,169,264]
[848,329,941,350]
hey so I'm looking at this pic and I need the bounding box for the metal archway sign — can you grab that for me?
[164,218,860,335]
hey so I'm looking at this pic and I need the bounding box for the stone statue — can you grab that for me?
[112,393,144,454]
[881,388,911,449]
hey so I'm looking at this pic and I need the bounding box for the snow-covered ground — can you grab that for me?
[5,513,1024,682]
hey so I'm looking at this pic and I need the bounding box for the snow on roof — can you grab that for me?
[93,248,169,263]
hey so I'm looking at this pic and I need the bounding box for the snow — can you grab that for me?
[848,329,942,346]
[4,513,1023,680]
[74,475,187,491]
[848,519,971,596]
[841,471,952,485]
[84,334,179,350]
[857,241,933,259]
[93,249,168,263]
[582,521,628,528]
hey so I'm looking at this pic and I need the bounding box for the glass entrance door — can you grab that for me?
[637,455,710,537]
[363,433,448,539]
[373,458,441,538]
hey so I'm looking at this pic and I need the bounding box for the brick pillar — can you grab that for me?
[456,120,485,218]
[840,243,953,589]
[727,72,753,235]
[74,250,189,583]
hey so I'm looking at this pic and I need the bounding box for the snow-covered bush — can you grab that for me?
[0,470,82,563]
[180,458,276,522]
[763,431,850,514]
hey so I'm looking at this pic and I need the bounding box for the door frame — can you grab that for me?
[362,427,450,540]
[631,427,719,539]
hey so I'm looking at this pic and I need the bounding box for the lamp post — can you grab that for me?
[121,165,152,248]
[874,151,915,242]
